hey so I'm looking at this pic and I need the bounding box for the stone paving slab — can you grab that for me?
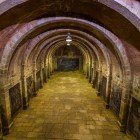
[4,71,130,140]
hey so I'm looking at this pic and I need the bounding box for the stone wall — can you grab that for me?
[0,1,139,138]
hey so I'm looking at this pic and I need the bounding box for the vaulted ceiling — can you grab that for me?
[0,0,139,86]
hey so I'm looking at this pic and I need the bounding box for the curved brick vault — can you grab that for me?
[0,0,140,48]
[1,18,130,78]
[0,0,139,139]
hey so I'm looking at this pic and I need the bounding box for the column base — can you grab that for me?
[23,103,29,110]
[23,97,29,110]
[3,121,13,136]
[0,134,3,140]
[89,77,91,83]
[33,90,38,97]
[117,121,126,133]
[105,104,109,109]
[3,126,10,136]
[34,92,37,97]
[92,84,95,88]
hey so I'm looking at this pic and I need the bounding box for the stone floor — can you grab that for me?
[5,71,129,140]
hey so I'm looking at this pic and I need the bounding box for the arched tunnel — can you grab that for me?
[0,0,140,139]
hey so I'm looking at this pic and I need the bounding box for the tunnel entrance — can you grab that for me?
[54,45,83,71]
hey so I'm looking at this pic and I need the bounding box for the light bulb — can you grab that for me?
[66,36,72,42]
[66,33,72,42]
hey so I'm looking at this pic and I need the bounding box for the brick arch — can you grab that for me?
[6,30,98,85]
[46,41,91,73]
[33,32,110,88]
[22,30,105,72]
[0,17,129,77]
[41,35,109,76]
[32,37,96,72]
[7,29,111,83]
[0,18,131,108]
[18,31,100,83]
[0,0,139,49]
[24,34,100,79]
[20,30,110,79]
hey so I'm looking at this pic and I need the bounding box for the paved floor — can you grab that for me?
[5,71,129,140]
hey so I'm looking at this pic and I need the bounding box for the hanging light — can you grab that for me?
[67,42,70,46]
[66,33,72,43]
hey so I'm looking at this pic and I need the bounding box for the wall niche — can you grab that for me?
[100,76,107,100]
[26,76,34,100]
[42,68,46,83]
[36,71,41,90]
[9,83,22,118]
[109,84,122,116]
[127,97,140,139]
[93,71,98,89]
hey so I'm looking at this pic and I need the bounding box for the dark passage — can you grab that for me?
[54,45,83,71]
[57,58,79,71]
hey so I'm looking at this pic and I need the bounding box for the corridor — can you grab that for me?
[5,71,129,140]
